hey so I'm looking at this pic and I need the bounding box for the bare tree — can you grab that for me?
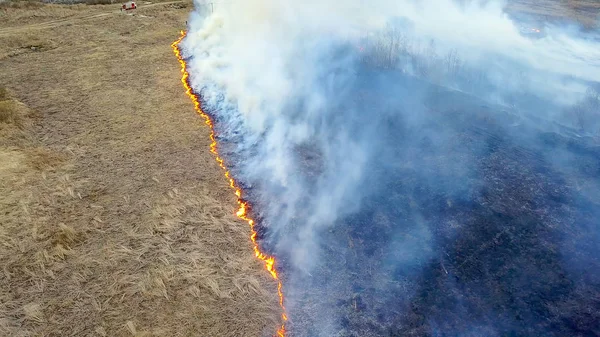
[444,49,462,80]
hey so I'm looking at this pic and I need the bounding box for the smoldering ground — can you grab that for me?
[181,0,600,336]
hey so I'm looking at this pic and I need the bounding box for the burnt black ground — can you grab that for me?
[203,69,600,337]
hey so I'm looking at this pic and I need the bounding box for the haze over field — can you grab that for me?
[182,0,600,335]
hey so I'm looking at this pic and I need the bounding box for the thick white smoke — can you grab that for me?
[181,0,600,334]
[183,0,599,264]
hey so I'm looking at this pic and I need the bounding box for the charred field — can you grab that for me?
[200,66,600,336]
[305,82,600,337]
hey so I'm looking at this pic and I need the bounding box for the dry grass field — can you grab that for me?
[506,0,599,29]
[0,1,279,336]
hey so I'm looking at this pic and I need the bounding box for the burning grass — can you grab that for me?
[172,31,287,335]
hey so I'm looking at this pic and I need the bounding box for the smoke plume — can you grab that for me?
[182,0,600,335]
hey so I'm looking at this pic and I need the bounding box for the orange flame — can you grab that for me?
[172,31,287,337]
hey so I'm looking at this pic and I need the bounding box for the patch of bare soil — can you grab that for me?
[0,2,279,336]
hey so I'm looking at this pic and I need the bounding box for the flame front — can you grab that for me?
[172,31,287,337]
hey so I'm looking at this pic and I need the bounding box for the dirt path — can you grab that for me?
[0,3,279,336]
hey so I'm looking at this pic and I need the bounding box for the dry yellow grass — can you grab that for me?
[0,2,279,336]
[0,100,21,126]
[0,2,101,28]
